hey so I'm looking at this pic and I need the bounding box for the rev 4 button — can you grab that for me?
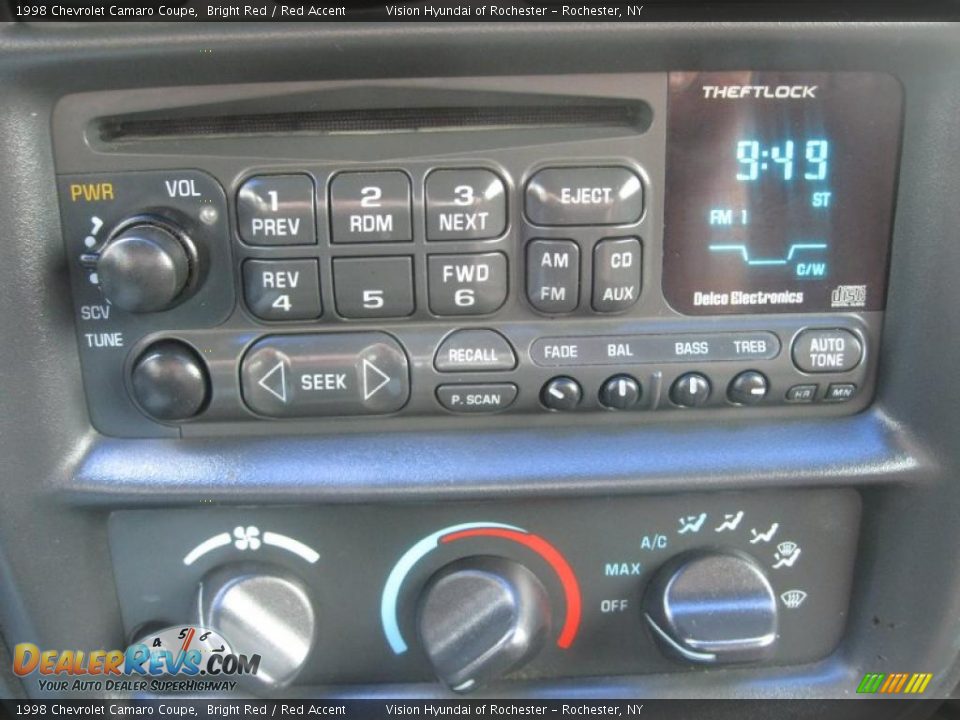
[241,332,409,417]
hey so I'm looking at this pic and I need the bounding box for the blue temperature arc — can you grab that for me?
[708,243,827,267]
[381,521,524,654]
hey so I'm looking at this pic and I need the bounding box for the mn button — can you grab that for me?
[241,332,409,417]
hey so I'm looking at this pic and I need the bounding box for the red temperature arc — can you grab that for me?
[439,527,582,649]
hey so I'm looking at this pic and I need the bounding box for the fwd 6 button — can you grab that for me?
[241,333,409,417]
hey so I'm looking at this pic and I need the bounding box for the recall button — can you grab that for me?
[436,383,518,413]
[435,329,517,372]
[792,328,863,373]
[241,332,409,417]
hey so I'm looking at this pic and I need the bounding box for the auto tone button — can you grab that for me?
[241,332,409,417]
[792,328,863,373]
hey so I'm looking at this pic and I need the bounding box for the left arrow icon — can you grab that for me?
[258,360,288,403]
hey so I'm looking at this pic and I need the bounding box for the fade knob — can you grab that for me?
[417,556,551,693]
[95,220,194,313]
[196,563,316,689]
[643,550,778,664]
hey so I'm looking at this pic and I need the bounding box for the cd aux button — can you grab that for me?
[593,237,642,313]
[434,329,517,372]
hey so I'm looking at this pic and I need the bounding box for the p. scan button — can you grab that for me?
[241,332,409,417]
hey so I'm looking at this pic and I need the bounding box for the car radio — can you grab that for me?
[53,72,902,437]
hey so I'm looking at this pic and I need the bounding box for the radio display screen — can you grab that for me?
[663,72,903,315]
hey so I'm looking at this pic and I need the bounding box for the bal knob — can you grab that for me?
[196,563,317,689]
[643,550,778,664]
[95,221,194,313]
[417,556,551,693]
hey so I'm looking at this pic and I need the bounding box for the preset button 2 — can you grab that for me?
[428,252,508,316]
[241,332,409,417]
[330,171,412,243]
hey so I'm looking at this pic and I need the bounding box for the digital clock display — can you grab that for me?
[663,72,903,315]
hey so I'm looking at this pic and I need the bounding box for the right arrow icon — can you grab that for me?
[362,358,391,400]
[258,360,288,403]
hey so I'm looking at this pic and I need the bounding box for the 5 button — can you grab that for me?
[333,257,415,319]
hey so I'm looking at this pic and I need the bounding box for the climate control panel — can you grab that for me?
[108,489,860,690]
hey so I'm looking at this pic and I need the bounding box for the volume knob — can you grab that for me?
[95,220,194,313]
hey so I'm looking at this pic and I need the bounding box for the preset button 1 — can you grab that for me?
[241,333,409,417]
[237,174,317,246]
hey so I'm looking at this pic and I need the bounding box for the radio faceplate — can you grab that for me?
[53,74,896,437]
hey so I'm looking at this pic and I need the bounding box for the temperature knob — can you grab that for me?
[93,217,196,313]
[417,556,551,692]
[643,550,778,664]
[196,563,316,689]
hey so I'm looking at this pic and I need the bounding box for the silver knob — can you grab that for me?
[196,563,316,689]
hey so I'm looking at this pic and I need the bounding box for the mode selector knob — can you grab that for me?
[643,550,778,664]
[417,556,551,693]
[93,218,196,313]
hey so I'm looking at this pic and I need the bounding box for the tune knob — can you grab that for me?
[94,218,195,313]
[643,550,778,664]
[417,556,551,693]
[130,340,210,422]
[196,563,316,689]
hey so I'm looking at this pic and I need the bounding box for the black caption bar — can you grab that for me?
[9,0,960,21]
[0,699,940,720]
